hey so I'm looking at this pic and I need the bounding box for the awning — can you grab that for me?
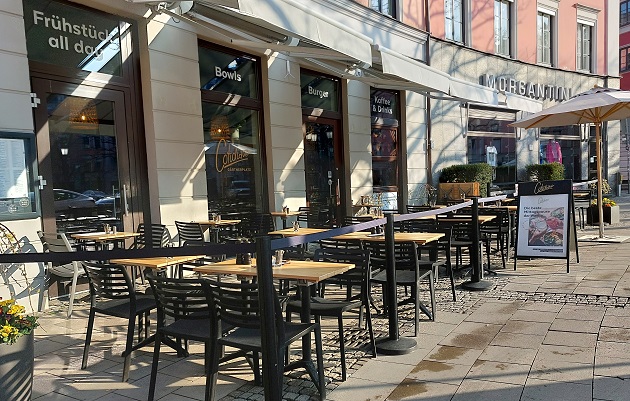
[191,0,374,67]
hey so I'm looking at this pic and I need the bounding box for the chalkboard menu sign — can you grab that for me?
[515,179,577,272]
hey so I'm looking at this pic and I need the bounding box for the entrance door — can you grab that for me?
[32,78,137,234]
[303,118,343,226]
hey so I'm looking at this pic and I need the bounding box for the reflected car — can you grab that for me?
[54,189,96,217]
[82,190,108,201]
[228,180,251,198]
[96,193,121,214]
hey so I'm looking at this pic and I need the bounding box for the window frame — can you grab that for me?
[370,0,397,19]
[621,46,630,73]
[621,0,630,27]
[576,22,593,72]
[494,0,512,57]
[445,0,464,43]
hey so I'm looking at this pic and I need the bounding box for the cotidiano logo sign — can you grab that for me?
[215,139,251,172]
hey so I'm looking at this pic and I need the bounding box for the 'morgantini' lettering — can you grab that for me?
[481,74,572,102]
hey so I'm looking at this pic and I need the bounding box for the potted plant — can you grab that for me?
[0,298,38,401]
[587,197,620,225]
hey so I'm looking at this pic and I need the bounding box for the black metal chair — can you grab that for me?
[285,248,376,381]
[573,189,593,229]
[363,240,435,337]
[242,213,276,240]
[37,231,84,318]
[81,262,156,381]
[128,223,172,283]
[406,205,434,213]
[206,278,327,400]
[174,221,205,246]
[479,208,510,270]
[145,274,227,401]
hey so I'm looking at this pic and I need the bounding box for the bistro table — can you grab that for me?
[194,219,241,242]
[110,254,206,282]
[333,230,444,244]
[267,227,328,237]
[72,231,140,250]
[270,211,304,229]
[194,258,355,386]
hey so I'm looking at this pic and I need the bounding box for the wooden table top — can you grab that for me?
[194,219,241,227]
[483,205,518,212]
[194,258,355,283]
[71,231,140,241]
[110,255,205,269]
[267,227,328,237]
[333,231,444,244]
[270,211,304,217]
[435,215,496,224]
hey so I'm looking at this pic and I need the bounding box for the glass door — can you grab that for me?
[32,78,136,234]
[303,118,342,226]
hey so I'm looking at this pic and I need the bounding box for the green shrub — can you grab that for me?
[525,162,565,181]
[439,163,493,196]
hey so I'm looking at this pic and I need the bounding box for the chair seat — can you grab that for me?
[160,318,214,343]
[218,322,315,351]
[372,269,430,285]
[286,297,362,316]
[93,295,156,319]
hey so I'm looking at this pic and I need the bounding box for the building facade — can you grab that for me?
[0,0,619,309]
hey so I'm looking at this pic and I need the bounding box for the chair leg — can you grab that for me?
[148,332,162,401]
[314,325,326,401]
[67,265,80,318]
[206,339,220,401]
[81,308,96,369]
[447,262,457,302]
[428,271,436,322]
[365,301,376,357]
[413,282,419,337]
[337,315,347,381]
[122,316,136,382]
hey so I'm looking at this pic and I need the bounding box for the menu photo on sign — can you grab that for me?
[516,180,571,259]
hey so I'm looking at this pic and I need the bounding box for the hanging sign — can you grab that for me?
[515,179,578,272]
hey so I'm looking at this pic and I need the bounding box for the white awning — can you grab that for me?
[449,76,499,105]
[195,0,374,67]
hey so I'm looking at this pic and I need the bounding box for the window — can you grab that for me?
[537,12,552,65]
[370,89,400,196]
[621,47,630,72]
[540,126,582,180]
[622,0,630,26]
[370,0,395,17]
[198,44,265,215]
[0,132,39,220]
[577,23,592,72]
[494,0,511,56]
[445,0,463,43]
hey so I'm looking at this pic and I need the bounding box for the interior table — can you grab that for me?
[194,258,355,389]
[270,211,304,229]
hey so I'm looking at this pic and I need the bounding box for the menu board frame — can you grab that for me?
[514,179,578,272]
[0,132,39,221]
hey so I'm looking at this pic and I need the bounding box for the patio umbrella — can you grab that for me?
[511,86,630,238]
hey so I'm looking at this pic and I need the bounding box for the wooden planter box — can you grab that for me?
[438,182,480,202]
[586,205,620,225]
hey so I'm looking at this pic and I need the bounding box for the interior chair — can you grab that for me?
[146,274,249,401]
[406,205,434,213]
[206,278,327,401]
[81,261,157,381]
[174,221,205,246]
[285,248,376,381]
[363,240,435,337]
[37,231,84,318]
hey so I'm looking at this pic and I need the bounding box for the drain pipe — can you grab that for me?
[424,0,434,186]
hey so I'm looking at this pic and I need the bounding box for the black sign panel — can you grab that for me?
[198,47,259,99]
[23,0,125,76]
[300,72,339,111]
[370,89,399,125]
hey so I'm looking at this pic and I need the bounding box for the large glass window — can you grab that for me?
[370,0,396,18]
[494,0,511,56]
[445,0,463,43]
[199,45,264,216]
[467,108,516,186]
[540,126,582,180]
[0,133,38,220]
[537,12,552,65]
[622,0,630,26]
[371,89,400,195]
[577,23,592,72]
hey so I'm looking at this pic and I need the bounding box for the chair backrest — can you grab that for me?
[342,216,373,227]
[145,273,215,327]
[362,240,418,272]
[175,221,205,245]
[242,213,276,238]
[37,231,80,278]
[406,205,433,213]
[82,261,135,302]
[318,238,362,250]
[133,223,171,249]
[396,219,437,233]
[478,208,509,227]
[314,248,370,287]
[206,278,284,337]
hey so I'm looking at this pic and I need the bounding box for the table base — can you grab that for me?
[376,337,417,355]
[461,279,493,291]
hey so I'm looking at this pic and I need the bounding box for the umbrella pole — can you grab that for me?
[596,122,604,238]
